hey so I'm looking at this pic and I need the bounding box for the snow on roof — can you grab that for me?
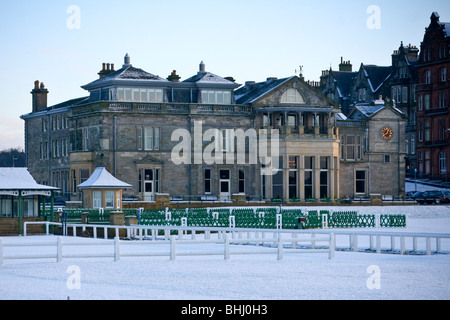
[183,71,236,85]
[0,168,58,191]
[82,66,169,90]
[234,77,294,104]
[77,167,132,190]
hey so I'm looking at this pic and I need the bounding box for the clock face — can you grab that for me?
[381,127,393,140]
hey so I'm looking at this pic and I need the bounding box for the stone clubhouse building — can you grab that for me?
[20,54,406,207]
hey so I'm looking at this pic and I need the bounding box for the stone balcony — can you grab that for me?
[71,101,253,116]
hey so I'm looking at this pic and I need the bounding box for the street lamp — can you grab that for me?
[414,168,417,192]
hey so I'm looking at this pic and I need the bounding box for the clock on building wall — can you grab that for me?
[381,127,393,141]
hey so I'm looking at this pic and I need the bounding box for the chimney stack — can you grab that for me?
[167,70,181,82]
[98,62,116,78]
[339,57,352,72]
[31,80,49,113]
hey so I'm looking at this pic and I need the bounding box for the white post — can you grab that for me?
[353,234,358,252]
[437,237,441,253]
[114,237,120,262]
[170,236,176,261]
[400,236,405,255]
[224,234,230,260]
[321,214,328,229]
[376,235,381,254]
[277,234,283,260]
[426,237,431,255]
[329,233,335,260]
[23,222,28,237]
[57,237,63,263]
[229,216,235,228]
[276,214,282,229]
[45,221,50,236]
[291,232,298,248]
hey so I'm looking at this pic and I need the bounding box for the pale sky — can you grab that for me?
[0,0,449,150]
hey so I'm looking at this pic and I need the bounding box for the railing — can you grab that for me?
[72,101,254,116]
[10,223,450,267]
[47,207,407,230]
[4,225,336,264]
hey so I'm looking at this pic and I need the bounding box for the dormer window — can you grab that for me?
[280,89,305,104]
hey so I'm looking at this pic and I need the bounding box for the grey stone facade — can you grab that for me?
[21,55,407,206]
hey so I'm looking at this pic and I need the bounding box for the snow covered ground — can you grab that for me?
[1,182,449,301]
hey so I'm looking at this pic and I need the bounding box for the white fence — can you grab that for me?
[0,231,334,265]
[5,222,449,266]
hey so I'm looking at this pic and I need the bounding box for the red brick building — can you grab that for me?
[416,12,450,182]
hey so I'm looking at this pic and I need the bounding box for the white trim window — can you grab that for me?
[93,191,102,209]
[138,127,160,151]
[201,90,231,104]
[116,88,163,103]
[105,191,115,209]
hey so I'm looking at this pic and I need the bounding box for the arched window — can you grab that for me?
[281,89,305,104]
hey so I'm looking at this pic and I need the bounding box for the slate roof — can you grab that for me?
[348,104,405,120]
[361,65,392,93]
[234,77,294,104]
[0,168,59,191]
[82,66,169,90]
[47,96,90,110]
[183,71,236,84]
[329,71,356,98]
[77,167,132,190]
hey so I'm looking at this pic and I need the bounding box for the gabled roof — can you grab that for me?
[348,104,405,120]
[77,167,132,190]
[349,105,385,119]
[361,65,392,93]
[234,77,294,104]
[0,168,58,191]
[329,70,356,98]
